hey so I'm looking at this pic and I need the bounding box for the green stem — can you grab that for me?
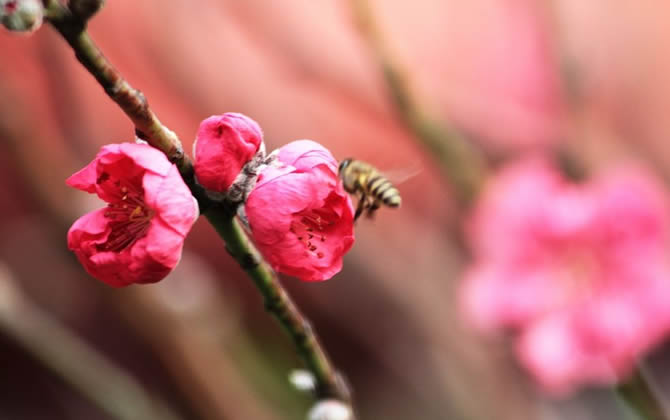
[205,211,351,402]
[616,366,668,420]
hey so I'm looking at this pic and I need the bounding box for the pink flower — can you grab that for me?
[245,140,355,281]
[461,158,670,394]
[194,113,263,193]
[67,143,199,287]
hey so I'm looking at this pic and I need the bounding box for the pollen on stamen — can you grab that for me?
[129,206,145,221]
[290,211,337,257]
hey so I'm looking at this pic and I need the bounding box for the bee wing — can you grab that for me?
[381,164,422,186]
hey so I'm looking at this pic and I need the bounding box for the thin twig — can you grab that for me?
[350,0,488,205]
[0,263,184,420]
[43,0,353,409]
[44,0,190,176]
[616,366,669,420]
[636,362,670,417]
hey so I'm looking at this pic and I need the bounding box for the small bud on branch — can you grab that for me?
[1,0,43,33]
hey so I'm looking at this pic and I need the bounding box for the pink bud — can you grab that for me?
[194,113,263,193]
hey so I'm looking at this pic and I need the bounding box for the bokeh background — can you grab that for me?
[2,1,670,419]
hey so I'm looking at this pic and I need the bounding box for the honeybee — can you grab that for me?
[338,158,402,221]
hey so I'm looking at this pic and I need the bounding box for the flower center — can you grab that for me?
[97,178,154,252]
[557,247,601,302]
[289,210,335,259]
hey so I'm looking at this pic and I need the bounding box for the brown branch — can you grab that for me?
[44,0,191,178]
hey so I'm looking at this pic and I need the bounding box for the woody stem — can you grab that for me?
[44,0,352,410]
[44,0,190,175]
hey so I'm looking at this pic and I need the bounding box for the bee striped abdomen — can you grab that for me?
[367,175,401,208]
[381,187,401,207]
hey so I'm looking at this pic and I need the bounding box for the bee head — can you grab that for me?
[338,158,353,175]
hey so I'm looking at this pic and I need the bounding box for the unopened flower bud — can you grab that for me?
[193,113,263,196]
[289,369,316,393]
[307,400,352,420]
[1,0,43,33]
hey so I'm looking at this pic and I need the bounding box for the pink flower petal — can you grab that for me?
[518,314,619,395]
[65,158,99,193]
[67,208,110,251]
[278,139,338,172]
[143,165,199,237]
[116,143,172,176]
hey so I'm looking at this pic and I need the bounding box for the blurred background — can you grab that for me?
[1,1,670,419]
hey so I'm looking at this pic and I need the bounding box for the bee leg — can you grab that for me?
[366,200,381,219]
[354,193,367,221]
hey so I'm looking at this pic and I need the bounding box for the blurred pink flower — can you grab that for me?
[245,140,355,281]
[194,113,263,193]
[67,143,198,287]
[461,158,670,393]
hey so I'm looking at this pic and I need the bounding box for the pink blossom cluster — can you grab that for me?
[461,158,670,394]
[67,113,355,286]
